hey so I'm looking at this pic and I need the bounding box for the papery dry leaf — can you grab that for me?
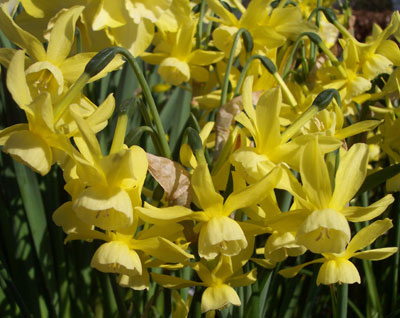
[214,91,262,161]
[146,153,191,207]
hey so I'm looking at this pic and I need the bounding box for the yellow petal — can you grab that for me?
[230,148,275,184]
[118,271,150,291]
[206,0,238,26]
[190,65,209,82]
[73,187,133,230]
[341,194,394,222]
[158,57,190,86]
[330,143,368,211]
[201,285,241,313]
[172,19,196,60]
[111,16,154,57]
[25,61,64,96]
[188,50,225,66]
[140,52,168,65]
[52,201,93,235]
[223,167,280,214]
[3,130,52,175]
[334,120,381,140]
[151,272,201,289]
[0,124,29,145]
[7,50,32,108]
[353,247,398,261]
[317,258,360,285]
[300,138,332,209]
[91,241,142,276]
[92,0,126,31]
[346,218,393,255]
[70,105,103,163]
[241,75,256,124]
[0,6,46,61]
[47,6,84,64]
[134,237,193,263]
[125,0,171,24]
[256,88,282,152]
[296,209,351,254]
[135,203,193,224]
[198,216,247,259]
[228,268,257,287]
[191,164,224,210]
[279,258,324,278]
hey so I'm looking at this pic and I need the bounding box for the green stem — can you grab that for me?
[114,47,172,159]
[110,111,128,154]
[337,284,348,318]
[220,28,251,107]
[54,73,90,122]
[196,0,207,49]
[318,41,347,78]
[330,284,338,318]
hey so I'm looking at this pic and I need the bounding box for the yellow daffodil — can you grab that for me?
[207,0,316,58]
[136,163,281,259]
[279,219,398,285]
[141,19,224,85]
[231,76,341,184]
[0,5,122,101]
[53,208,192,290]
[152,255,256,313]
[68,106,148,231]
[0,49,116,175]
[272,139,394,254]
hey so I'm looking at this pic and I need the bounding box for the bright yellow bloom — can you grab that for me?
[136,164,281,259]
[231,76,341,184]
[271,139,394,254]
[152,255,256,313]
[67,107,148,231]
[141,19,224,85]
[279,219,398,285]
[0,5,121,101]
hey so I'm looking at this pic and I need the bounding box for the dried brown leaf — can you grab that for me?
[146,153,191,207]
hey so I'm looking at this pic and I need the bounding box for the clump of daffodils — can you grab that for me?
[1,0,399,315]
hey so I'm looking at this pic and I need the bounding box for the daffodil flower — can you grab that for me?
[152,255,256,313]
[279,219,398,285]
[67,106,148,231]
[136,163,281,259]
[207,0,316,57]
[0,5,122,101]
[270,139,394,254]
[231,76,341,184]
[53,208,193,290]
[0,49,116,175]
[141,19,224,85]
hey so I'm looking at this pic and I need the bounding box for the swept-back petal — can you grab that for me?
[191,164,224,210]
[47,6,84,64]
[300,138,332,209]
[353,247,398,260]
[223,167,280,214]
[330,143,368,211]
[7,50,32,108]
[256,88,282,152]
[341,194,394,222]
[0,6,46,61]
[346,218,393,256]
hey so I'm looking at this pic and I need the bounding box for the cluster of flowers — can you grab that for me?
[0,0,399,314]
